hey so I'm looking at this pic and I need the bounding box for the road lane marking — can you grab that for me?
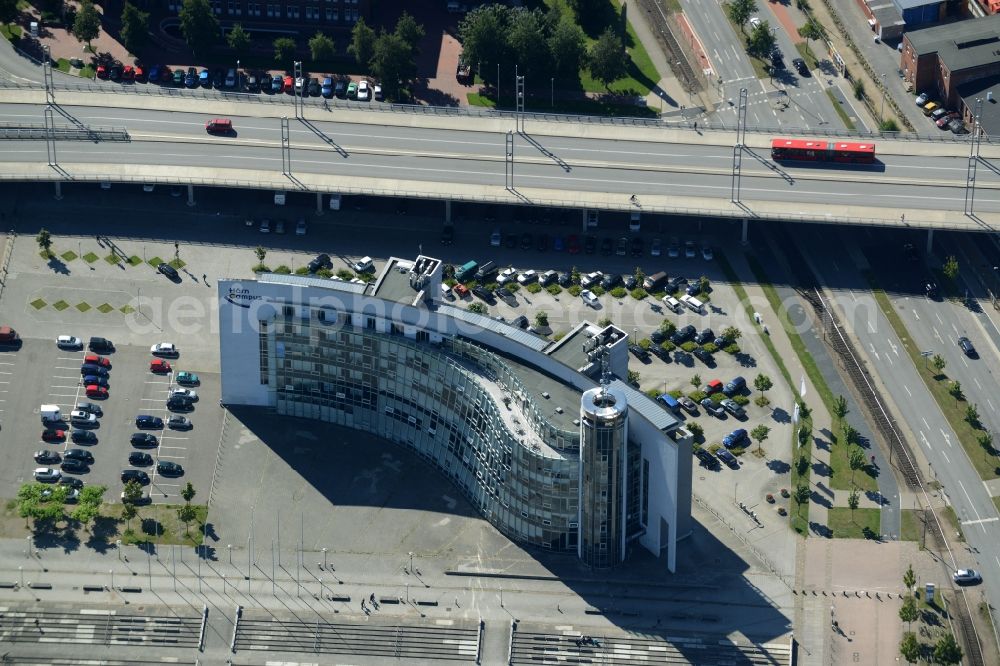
[958,480,984,525]
[942,450,950,463]
[936,312,943,324]
[922,417,930,429]
[904,385,912,396]
[912,310,920,320]
[974,377,983,390]
[941,430,953,447]
[962,517,999,525]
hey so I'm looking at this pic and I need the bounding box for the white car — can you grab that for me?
[581,290,600,308]
[580,271,603,288]
[684,241,697,259]
[490,229,501,247]
[915,92,929,106]
[295,218,307,235]
[170,388,198,401]
[69,410,97,424]
[150,342,178,356]
[650,238,662,257]
[357,80,371,102]
[496,267,517,285]
[353,256,374,273]
[440,283,455,300]
[702,246,714,261]
[517,270,537,285]
[373,83,383,101]
[954,569,982,585]
[57,335,83,350]
[34,467,61,482]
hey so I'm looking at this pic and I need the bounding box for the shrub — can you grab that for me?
[294,266,310,275]
[733,395,750,406]
[755,395,771,407]
[568,285,582,296]
[638,338,652,350]
[444,278,457,287]
[644,389,661,399]
[729,446,746,456]
[274,265,292,274]
[710,392,726,404]
[252,263,270,273]
[687,422,704,441]
[680,341,697,353]
[591,286,605,296]
[484,282,498,292]
[659,320,677,335]
[688,390,707,403]
[336,268,354,280]
[630,288,647,300]
[505,282,520,292]
[316,268,333,278]
[525,283,542,294]
[708,443,721,453]
[627,369,640,385]
[659,340,676,353]
[610,287,628,298]
[667,389,682,398]
[598,316,613,326]
[702,342,718,354]
[467,302,487,314]
[724,343,740,354]
[546,284,562,296]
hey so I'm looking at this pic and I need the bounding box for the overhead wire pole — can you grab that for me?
[730,88,749,203]
[281,116,291,176]
[964,97,984,217]
[505,131,514,191]
[44,105,56,167]
[42,45,54,105]
[293,61,303,119]
[515,71,525,134]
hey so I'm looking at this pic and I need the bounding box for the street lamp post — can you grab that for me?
[236,59,240,89]
[551,77,554,107]
[322,547,328,570]
[879,73,887,124]
[408,551,414,574]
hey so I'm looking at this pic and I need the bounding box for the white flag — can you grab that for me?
[799,374,807,399]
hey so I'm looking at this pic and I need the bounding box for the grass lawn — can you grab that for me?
[900,508,922,542]
[0,23,21,42]
[828,507,880,539]
[127,255,143,266]
[147,256,163,268]
[30,298,46,309]
[865,272,999,480]
[795,42,820,69]
[940,505,964,542]
[828,417,879,493]
[824,89,856,130]
[117,504,209,546]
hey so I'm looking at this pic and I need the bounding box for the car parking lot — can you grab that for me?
[0,338,221,508]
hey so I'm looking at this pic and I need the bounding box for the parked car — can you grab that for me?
[158,262,179,280]
[41,429,66,442]
[723,428,748,448]
[915,92,929,106]
[79,364,108,377]
[89,337,114,353]
[129,452,153,466]
[61,458,88,474]
[83,375,109,388]
[695,449,719,468]
[716,449,739,469]
[150,358,171,373]
[581,290,600,308]
[64,448,94,464]
[121,469,150,485]
[168,415,193,429]
[69,410,98,427]
[700,398,725,417]
[76,401,103,417]
[496,267,517,285]
[157,460,184,476]
[150,342,178,357]
[135,415,163,429]
[321,77,334,98]
[130,432,158,448]
[694,328,714,345]
[83,354,110,368]
[34,450,61,464]
[308,253,332,273]
[170,388,198,401]
[671,325,696,345]
[85,385,108,399]
[34,467,61,482]
[721,399,746,418]
[628,344,650,361]
[71,429,97,444]
[953,569,982,585]
[357,79,371,101]
[176,371,200,386]
[57,335,83,349]
[678,397,698,415]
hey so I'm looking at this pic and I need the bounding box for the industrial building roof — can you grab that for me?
[609,379,681,432]
[258,272,368,294]
[906,15,1000,72]
[956,76,1000,137]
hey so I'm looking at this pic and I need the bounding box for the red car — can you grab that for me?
[96,65,108,79]
[85,384,108,398]
[150,358,171,373]
[84,353,111,368]
[133,65,145,82]
[283,75,294,93]
[705,379,724,394]
[121,65,135,81]
[453,284,470,298]
[567,235,581,254]
[41,429,65,442]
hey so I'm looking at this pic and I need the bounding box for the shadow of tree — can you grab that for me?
[809,521,832,538]
[767,458,790,474]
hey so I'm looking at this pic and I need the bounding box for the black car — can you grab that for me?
[135,415,163,429]
[212,69,225,88]
[701,398,725,417]
[958,336,977,358]
[925,280,940,300]
[630,237,644,257]
[184,66,198,88]
[131,432,158,448]
[307,78,321,96]
[693,348,715,366]
[472,286,495,303]
[558,272,573,287]
[623,275,637,290]
[121,469,150,485]
[34,450,61,464]
[128,451,153,466]
[76,401,103,417]
[695,448,719,469]
[440,225,454,245]
[167,397,194,412]
[792,58,809,76]
[694,328,714,344]
[71,429,97,444]
[157,460,184,476]
[61,458,88,473]
[307,253,332,273]
[89,337,114,353]
[650,329,666,344]
[64,449,94,464]
[511,315,529,329]
[246,71,261,93]
[671,324,696,345]
[600,274,621,290]
[600,237,614,256]
[584,235,597,254]
[158,262,179,280]
[167,415,192,429]
[59,476,83,489]
[537,234,550,252]
[666,276,688,293]
[80,363,109,377]
[628,344,650,361]
[504,234,518,249]
[109,65,122,81]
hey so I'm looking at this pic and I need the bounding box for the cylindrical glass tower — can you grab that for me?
[578,384,628,568]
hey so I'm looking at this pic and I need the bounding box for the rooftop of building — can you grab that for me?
[956,77,1000,136]
[547,322,629,372]
[906,15,1000,72]
[372,257,426,305]
[493,350,584,434]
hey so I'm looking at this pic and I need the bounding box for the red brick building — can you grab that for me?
[901,14,1000,107]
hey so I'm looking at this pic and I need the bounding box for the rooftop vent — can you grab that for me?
[541,392,550,399]
[555,406,563,414]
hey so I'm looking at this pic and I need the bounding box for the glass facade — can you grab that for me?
[578,388,627,568]
[265,309,584,551]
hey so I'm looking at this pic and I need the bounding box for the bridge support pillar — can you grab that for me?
[186,184,196,207]
[53,181,62,201]
[926,228,934,255]
[581,209,588,233]
[315,192,324,216]
[741,218,749,245]
[444,200,452,224]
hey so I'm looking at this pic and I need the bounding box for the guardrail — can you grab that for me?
[0,122,130,141]
[0,77,991,144]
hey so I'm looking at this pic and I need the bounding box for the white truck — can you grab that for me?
[40,404,61,423]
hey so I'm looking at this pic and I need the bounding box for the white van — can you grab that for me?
[629,211,640,232]
[680,294,704,314]
[274,192,286,206]
[662,295,682,313]
[329,193,342,211]
[40,404,61,423]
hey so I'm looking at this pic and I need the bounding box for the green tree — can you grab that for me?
[721,326,742,342]
[588,26,626,87]
[965,403,980,428]
[73,0,101,50]
[548,16,586,82]
[852,78,866,101]
[903,563,916,591]
[348,17,376,66]
[797,16,824,45]
[181,482,196,503]
[255,245,267,263]
[690,374,701,390]
[978,430,994,454]
[120,2,150,55]
[949,380,964,402]
[227,23,250,53]
[848,488,860,516]
[750,424,770,454]
[507,7,549,78]
[699,276,710,293]
[71,502,100,531]
[842,423,858,446]
[36,228,52,256]
[458,4,510,80]
[122,480,143,505]
[394,10,425,56]
[534,310,548,327]
[16,484,43,527]
[746,22,776,61]
[899,631,920,664]
[178,0,219,57]
[121,502,137,530]
[727,0,757,33]
[942,255,959,280]
[848,446,866,484]
[898,595,918,630]
[754,373,773,398]
[634,267,645,286]
[177,503,198,535]
[0,0,18,24]
[273,36,296,65]
[660,320,677,336]
[793,483,810,514]
[627,369,640,385]
[879,118,900,132]
[308,31,336,61]
[833,394,849,419]
[467,302,487,314]
[933,633,962,665]
[570,265,580,284]
[931,353,946,375]
[371,32,415,100]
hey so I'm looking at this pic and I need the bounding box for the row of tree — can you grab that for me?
[458,3,628,88]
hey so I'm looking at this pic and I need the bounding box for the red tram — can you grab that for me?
[770,138,876,164]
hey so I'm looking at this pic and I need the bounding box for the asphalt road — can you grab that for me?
[801,225,1000,629]
[0,102,997,221]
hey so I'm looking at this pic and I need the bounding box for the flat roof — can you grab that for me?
[499,352,584,433]
[548,323,601,371]
[257,272,368,294]
[372,258,421,305]
[906,15,1000,72]
[957,76,1000,137]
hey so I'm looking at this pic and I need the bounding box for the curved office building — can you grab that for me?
[219,254,692,570]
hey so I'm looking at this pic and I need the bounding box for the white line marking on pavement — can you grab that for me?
[941,430,953,447]
[904,385,912,397]
[922,417,930,430]
[962,517,999,526]
[912,310,920,320]
[958,480,984,526]
[920,432,930,449]
[989,399,996,412]
[974,377,983,390]
[935,312,943,324]
[942,450,950,463]
[933,327,943,344]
